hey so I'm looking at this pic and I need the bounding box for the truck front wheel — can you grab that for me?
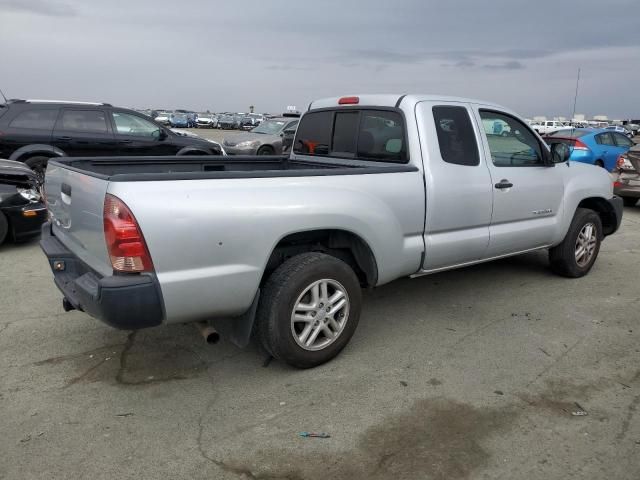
[256,252,362,368]
[549,208,602,278]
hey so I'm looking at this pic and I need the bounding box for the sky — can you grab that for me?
[1,0,639,119]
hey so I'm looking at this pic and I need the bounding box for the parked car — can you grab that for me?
[0,159,47,245]
[0,99,225,179]
[223,117,299,155]
[613,144,640,206]
[240,116,256,131]
[544,128,635,170]
[217,114,236,130]
[154,111,172,125]
[605,125,634,138]
[533,120,567,135]
[40,94,622,368]
[623,123,639,136]
[196,113,218,129]
[169,113,190,128]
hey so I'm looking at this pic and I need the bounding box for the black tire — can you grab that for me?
[622,196,637,207]
[549,208,602,278]
[595,159,604,168]
[24,156,50,183]
[256,252,362,369]
[0,211,8,245]
[257,145,274,156]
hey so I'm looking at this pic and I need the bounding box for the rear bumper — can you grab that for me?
[2,203,48,241]
[614,171,640,198]
[40,223,164,329]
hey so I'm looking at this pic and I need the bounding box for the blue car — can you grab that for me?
[169,113,189,128]
[544,128,635,171]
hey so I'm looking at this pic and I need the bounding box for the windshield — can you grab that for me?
[252,120,286,134]
[174,114,187,120]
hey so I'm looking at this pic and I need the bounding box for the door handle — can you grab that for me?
[494,180,513,189]
[56,136,72,141]
[118,140,132,144]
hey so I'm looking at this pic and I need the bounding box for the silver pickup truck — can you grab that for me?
[41,94,623,368]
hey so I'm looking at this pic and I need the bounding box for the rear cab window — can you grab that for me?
[293,108,407,162]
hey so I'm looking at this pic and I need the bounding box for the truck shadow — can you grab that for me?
[33,250,555,389]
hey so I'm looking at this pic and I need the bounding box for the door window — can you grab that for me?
[112,112,160,137]
[612,132,633,147]
[9,109,58,130]
[479,110,543,167]
[595,133,616,146]
[59,110,108,133]
[432,106,480,166]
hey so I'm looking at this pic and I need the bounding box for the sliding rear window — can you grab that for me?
[293,109,407,162]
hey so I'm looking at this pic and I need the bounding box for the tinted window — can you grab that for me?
[358,111,405,161]
[294,109,406,161]
[293,111,332,155]
[596,133,616,146]
[9,109,58,130]
[112,112,160,137]
[613,132,633,147]
[480,110,543,166]
[60,110,108,133]
[432,106,479,166]
[332,112,358,156]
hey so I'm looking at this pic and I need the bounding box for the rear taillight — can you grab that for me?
[573,139,589,151]
[616,154,634,171]
[103,194,153,273]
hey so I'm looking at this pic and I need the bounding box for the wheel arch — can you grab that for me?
[577,197,617,236]
[9,144,65,162]
[262,229,379,288]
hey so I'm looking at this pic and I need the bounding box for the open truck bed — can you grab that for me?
[52,155,417,181]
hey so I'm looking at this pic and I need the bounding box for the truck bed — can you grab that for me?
[50,155,416,182]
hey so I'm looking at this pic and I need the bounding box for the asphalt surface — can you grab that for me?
[1,202,640,479]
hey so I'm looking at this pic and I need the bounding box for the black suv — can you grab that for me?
[0,100,224,178]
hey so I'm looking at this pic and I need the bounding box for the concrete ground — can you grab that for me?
[1,206,640,479]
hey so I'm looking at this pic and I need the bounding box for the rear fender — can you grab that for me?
[9,144,65,161]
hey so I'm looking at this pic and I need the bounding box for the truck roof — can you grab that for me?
[309,94,509,112]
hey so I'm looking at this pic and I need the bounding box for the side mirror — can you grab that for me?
[550,142,570,163]
[155,128,168,140]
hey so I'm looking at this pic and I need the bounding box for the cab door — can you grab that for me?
[416,101,492,271]
[473,107,565,257]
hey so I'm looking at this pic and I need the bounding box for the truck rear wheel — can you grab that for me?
[549,208,602,278]
[256,252,362,368]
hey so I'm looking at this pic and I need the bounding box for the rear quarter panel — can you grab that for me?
[108,171,425,324]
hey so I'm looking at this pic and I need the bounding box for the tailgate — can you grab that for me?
[44,161,113,277]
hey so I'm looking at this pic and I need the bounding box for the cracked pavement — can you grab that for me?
[1,207,640,479]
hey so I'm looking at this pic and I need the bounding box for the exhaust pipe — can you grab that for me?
[194,321,220,344]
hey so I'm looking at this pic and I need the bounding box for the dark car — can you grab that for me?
[0,159,47,245]
[217,114,236,130]
[0,99,224,179]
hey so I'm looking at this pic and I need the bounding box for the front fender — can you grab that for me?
[555,161,615,242]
